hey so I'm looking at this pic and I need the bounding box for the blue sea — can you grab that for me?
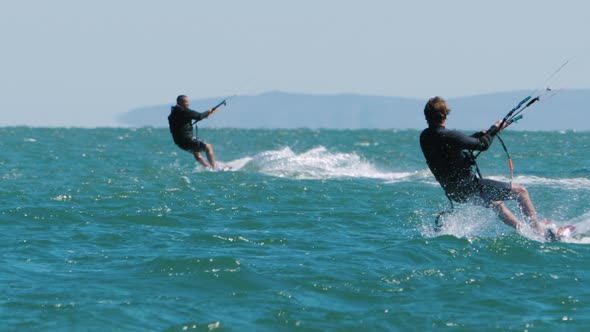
[2,127,590,331]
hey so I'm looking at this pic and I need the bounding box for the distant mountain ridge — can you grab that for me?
[119,90,590,131]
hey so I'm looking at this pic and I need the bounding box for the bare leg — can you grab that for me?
[511,184,544,233]
[492,201,523,229]
[203,143,216,170]
[193,151,211,169]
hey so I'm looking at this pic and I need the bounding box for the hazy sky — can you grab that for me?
[1,0,589,127]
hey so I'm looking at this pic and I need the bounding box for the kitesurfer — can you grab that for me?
[419,96,545,235]
[168,95,218,170]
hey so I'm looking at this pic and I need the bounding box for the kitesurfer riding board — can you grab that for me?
[168,95,224,170]
[420,96,549,238]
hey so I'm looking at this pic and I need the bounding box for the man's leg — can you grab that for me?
[193,151,211,169]
[511,184,544,233]
[203,143,216,170]
[481,178,544,234]
[511,184,537,220]
[492,201,522,229]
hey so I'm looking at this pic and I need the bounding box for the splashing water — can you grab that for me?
[224,146,415,181]
[420,204,515,239]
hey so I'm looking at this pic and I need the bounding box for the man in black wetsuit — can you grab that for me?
[168,95,218,169]
[419,96,544,234]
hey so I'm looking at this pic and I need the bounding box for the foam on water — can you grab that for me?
[486,175,590,190]
[553,211,590,244]
[224,146,414,181]
[570,211,590,232]
[412,172,590,191]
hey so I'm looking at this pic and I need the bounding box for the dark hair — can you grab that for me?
[424,96,450,127]
[176,95,187,104]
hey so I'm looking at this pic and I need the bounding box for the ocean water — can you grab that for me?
[2,127,590,331]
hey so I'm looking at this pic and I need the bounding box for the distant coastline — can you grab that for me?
[120,89,589,131]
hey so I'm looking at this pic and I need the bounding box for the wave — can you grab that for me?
[224,146,415,181]
[221,148,590,189]
[485,175,590,190]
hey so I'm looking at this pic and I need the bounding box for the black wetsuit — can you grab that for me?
[420,125,511,204]
[168,106,209,152]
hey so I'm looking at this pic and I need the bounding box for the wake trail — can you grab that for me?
[222,146,415,181]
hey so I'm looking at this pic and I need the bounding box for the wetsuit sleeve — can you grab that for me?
[446,128,494,151]
[486,124,500,136]
[470,125,499,138]
[186,109,209,122]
